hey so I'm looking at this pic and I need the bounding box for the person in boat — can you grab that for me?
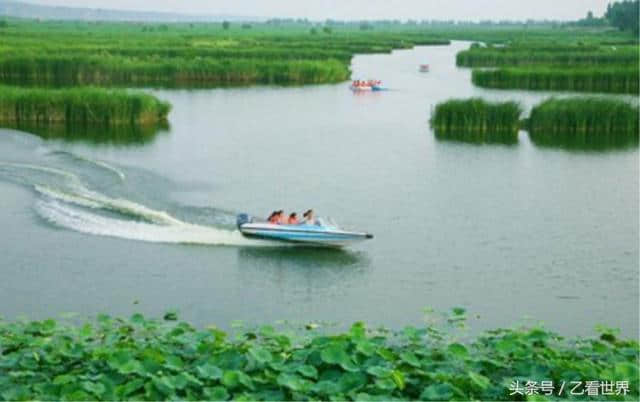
[277,210,288,224]
[268,211,279,224]
[288,212,298,225]
[302,209,317,225]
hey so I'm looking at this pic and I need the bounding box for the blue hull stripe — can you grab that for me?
[243,231,364,242]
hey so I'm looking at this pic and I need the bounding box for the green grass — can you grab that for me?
[0,311,637,401]
[430,98,522,144]
[0,86,170,126]
[527,97,639,149]
[0,20,451,87]
[456,46,639,67]
[456,39,639,95]
[0,19,634,89]
[471,67,639,94]
[0,56,350,87]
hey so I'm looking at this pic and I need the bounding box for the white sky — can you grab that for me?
[25,0,610,21]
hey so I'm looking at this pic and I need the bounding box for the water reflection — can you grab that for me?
[229,247,370,326]
[238,247,366,269]
[529,132,639,152]
[236,247,369,302]
[434,129,518,145]
[5,122,169,146]
[238,247,369,289]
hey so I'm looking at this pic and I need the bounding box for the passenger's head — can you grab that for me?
[289,212,297,218]
[303,209,313,218]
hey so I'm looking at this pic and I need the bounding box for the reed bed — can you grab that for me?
[456,47,639,67]
[527,97,639,149]
[1,46,356,62]
[0,86,170,126]
[1,19,633,89]
[0,57,350,87]
[430,98,522,144]
[0,20,450,88]
[471,67,639,94]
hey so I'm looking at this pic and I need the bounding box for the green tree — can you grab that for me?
[322,26,332,34]
[222,20,230,29]
[575,10,606,27]
[606,0,639,35]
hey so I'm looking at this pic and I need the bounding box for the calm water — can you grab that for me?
[1,42,638,337]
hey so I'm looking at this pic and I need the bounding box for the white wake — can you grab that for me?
[1,161,278,247]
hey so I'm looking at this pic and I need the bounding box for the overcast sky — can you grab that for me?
[25,0,610,21]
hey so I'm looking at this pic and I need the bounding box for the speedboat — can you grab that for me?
[350,85,384,91]
[350,80,385,92]
[237,213,373,247]
[350,85,385,91]
[419,64,429,72]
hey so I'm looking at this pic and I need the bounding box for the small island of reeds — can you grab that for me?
[0,86,170,127]
[527,97,640,149]
[456,45,639,68]
[471,67,639,94]
[431,97,639,150]
[430,98,522,144]
[457,41,639,94]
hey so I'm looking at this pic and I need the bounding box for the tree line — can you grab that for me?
[606,0,640,35]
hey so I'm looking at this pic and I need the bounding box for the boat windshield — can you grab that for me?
[316,217,339,228]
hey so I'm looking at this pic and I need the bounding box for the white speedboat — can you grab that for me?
[237,214,373,247]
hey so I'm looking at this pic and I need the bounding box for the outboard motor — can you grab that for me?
[236,213,251,229]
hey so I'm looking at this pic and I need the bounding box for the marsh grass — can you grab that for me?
[0,86,170,126]
[430,98,522,144]
[527,97,639,149]
[471,67,639,94]
[457,47,639,67]
[0,21,450,87]
[0,57,350,87]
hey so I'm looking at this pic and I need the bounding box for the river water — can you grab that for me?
[1,41,638,337]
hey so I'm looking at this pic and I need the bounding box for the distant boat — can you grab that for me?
[419,64,429,72]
